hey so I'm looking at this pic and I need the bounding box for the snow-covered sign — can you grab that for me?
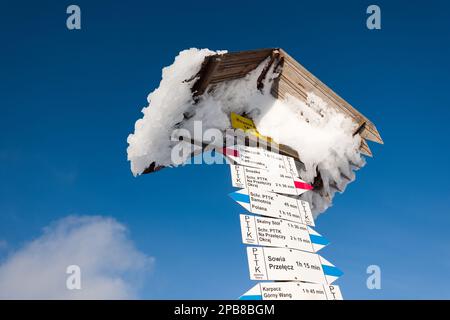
[240,214,328,253]
[223,145,299,177]
[246,246,342,284]
[230,112,272,143]
[239,282,343,300]
[229,187,314,226]
[230,165,312,196]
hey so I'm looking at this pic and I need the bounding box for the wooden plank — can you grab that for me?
[190,51,273,94]
[276,81,308,101]
[214,63,260,75]
[279,74,308,100]
[359,139,373,157]
[217,48,273,61]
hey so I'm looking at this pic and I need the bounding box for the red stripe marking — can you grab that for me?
[294,180,313,190]
[222,147,239,157]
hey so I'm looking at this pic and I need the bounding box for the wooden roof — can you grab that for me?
[191,48,383,158]
[142,48,382,175]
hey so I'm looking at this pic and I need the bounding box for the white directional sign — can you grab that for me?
[246,246,342,284]
[230,164,313,196]
[223,145,299,177]
[229,187,314,226]
[222,142,343,299]
[239,282,343,300]
[240,214,328,253]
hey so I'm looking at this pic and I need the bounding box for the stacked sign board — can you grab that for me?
[224,144,343,300]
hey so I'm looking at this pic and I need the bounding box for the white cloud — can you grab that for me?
[0,215,153,299]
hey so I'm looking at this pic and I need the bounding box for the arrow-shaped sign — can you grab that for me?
[222,145,299,177]
[229,187,314,226]
[246,246,343,284]
[240,214,328,253]
[230,164,312,196]
[239,282,343,300]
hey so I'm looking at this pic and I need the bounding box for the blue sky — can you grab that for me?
[1,0,450,299]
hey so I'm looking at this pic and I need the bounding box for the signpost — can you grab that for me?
[239,214,328,253]
[246,246,343,284]
[229,187,314,226]
[239,282,343,300]
[223,145,299,177]
[230,164,313,196]
[223,138,343,299]
[135,49,384,300]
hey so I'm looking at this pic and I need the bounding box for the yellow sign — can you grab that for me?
[230,112,272,142]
